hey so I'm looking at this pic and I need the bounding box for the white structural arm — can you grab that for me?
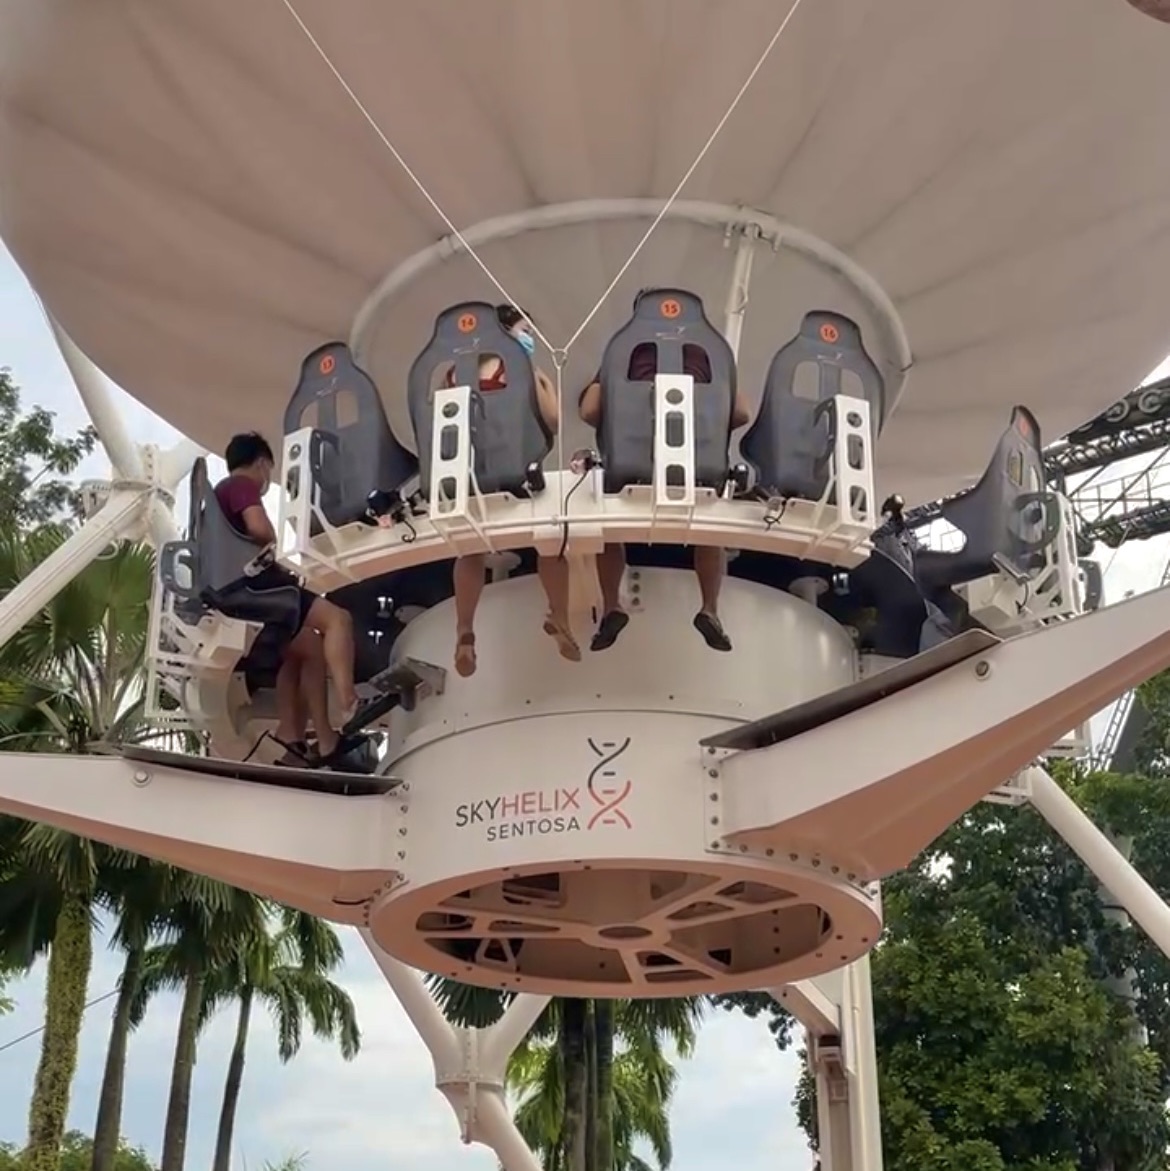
[717,584,1170,878]
[1026,765,1170,960]
[0,754,397,921]
[46,314,144,482]
[0,488,146,652]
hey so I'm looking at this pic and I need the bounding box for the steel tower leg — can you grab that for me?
[1026,765,1170,960]
[363,930,549,1171]
[776,958,883,1171]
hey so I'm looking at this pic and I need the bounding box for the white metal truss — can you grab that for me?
[0,323,203,654]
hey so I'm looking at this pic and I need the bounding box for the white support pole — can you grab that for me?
[722,224,759,360]
[45,314,145,482]
[471,1090,544,1171]
[774,959,883,1171]
[0,487,147,651]
[160,438,204,492]
[1026,765,1170,960]
[481,993,552,1069]
[845,955,882,1171]
[360,930,461,1071]
[147,438,203,549]
[361,932,546,1171]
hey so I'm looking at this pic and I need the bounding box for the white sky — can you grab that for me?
[0,234,1168,1171]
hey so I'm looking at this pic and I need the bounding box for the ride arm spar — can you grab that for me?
[534,367,559,434]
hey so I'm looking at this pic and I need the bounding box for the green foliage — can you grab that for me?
[260,1155,308,1171]
[507,998,701,1171]
[0,1130,156,1171]
[431,981,702,1171]
[0,368,96,530]
[1135,669,1170,778]
[788,775,1170,1171]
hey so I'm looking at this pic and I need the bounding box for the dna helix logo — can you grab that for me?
[585,737,634,830]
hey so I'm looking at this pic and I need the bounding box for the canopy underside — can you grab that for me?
[2,0,1170,503]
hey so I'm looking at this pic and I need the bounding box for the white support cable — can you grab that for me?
[563,0,808,352]
[282,0,807,366]
[277,0,555,356]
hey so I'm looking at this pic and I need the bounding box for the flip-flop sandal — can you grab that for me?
[590,609,630,652]
[543,616,582,662]
[454,631,477,678]
[693,611,733,652]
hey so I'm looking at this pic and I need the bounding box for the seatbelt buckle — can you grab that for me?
[242,545,276,576]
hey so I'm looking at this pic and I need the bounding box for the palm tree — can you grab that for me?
[430,982,702,1171]
[0,530,155,1171]
[128,886,267,1171]
[509,1002,686,1171]
[203,907,360,1171]
[91,864,257,1171]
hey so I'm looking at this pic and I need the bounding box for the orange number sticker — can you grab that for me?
[457,313,478,333]
[819,323,840,345]
[660,298,681,319]
[319,354,336,375]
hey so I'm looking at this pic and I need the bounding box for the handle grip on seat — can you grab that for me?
[158,540,200,601]
[1014,490,1063,554]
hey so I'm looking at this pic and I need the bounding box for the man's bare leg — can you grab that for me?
[537,555,581,662]
[452,554,487,677]
[596,544,626,613]
[590,544,630,651]
[274,656,307,748]
[292,632,339,757]
[305,597,357,712]
[692,546,732,651]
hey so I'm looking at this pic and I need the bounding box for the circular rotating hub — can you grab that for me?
[369,859,881,997]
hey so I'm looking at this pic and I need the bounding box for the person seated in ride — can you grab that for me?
[444,304,580,677]
[578,331,753,654]
[214,432,361,763]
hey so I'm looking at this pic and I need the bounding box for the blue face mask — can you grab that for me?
[515,331,536,357]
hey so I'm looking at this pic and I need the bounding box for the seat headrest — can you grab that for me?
[285,342,375,434]
[795,311,867,350]
[630,288,709,329]
[414,302,532,390]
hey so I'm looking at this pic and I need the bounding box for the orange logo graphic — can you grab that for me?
[819,322,840,345]
[319,354,335,375]
[660,298,681,320]
[457,312,478,334]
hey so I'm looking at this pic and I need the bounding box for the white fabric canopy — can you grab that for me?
[2,0,1170,503]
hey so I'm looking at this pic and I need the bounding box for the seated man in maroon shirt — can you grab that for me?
[214,432,359,763]
[578,336,752,654]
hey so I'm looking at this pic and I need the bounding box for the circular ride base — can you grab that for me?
[366,568,884,997]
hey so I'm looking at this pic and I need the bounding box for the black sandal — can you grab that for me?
[693,611,732,652]
[273,739,314,768]
[590,609,630,652]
